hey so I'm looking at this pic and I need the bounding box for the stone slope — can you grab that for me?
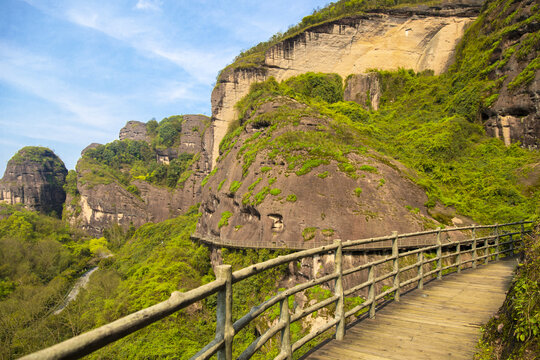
[210,2,483,166]
[196,98,447,248]
[0,147,67,216]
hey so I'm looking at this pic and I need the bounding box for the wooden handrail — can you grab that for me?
[20,221,534,360]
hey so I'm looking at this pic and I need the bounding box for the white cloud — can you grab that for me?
[23,1,227,84]
[0,42,122,128]
[135,0,162,12]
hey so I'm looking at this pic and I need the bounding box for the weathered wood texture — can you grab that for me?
[305,258,517,360]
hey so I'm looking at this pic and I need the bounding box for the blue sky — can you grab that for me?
[0,0,330,173]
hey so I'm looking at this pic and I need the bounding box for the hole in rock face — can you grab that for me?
[251,119,272,129]
[507,106,532,117]
[268,213,284,232]
[240,205,261,220]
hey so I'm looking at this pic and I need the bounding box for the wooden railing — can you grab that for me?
[21,221,533,360]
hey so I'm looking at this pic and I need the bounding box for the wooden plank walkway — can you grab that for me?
[306,257,517,360]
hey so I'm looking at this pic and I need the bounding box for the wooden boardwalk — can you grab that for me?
[306,258,517,360]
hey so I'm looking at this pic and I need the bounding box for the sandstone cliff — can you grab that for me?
[0,147,67,216]
[196,98,449,248]
[210,2,483,166]
[66,115,213,235]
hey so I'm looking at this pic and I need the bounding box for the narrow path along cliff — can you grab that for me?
[305,258,517,360]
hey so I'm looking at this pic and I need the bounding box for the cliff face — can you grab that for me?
[482,0,539,149]
[0,147,67,216]
[196,98,452,248]
[210,3,482,166]
[66,115,213,236]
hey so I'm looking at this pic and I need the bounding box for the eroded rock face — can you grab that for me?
[66,116,213,236]
[196,100,445,248]
[482,0,539,149]
[119,121,150,142]
[210,3,482,166]
[344,73,382,110]
[0,147,67,216]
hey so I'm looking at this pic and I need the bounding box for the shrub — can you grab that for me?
[127,184,140,196]
[229,181,242,194]
[218,211,233,229]
[286,194,297,202]
[302,227,317,241]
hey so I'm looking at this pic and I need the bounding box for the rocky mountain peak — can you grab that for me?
[0,146,67,216]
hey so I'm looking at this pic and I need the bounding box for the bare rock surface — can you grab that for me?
[0,147,67,216]
[119,121,150,142]
[344,73,382,110]
[210,3,482,166]
[196,100,446,248]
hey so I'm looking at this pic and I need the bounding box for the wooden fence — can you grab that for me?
[20,221,533,360]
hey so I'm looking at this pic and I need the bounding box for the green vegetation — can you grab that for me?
[269,188,281,196]
[218,211,233,229]
[9,146,65,170]
[81,139,194,190]
[254,186,271,205]
[0,204,91,359]
[126,184,140,196]
[359,165,377,173]
[228,181,242,194]
[302,227,318,241]
[475,224,539,359]
[78,114,208,191]
[217,179,226,191]
[260,166,272,173]
[146,115,183,149]
[201,168,217,187]
[286,194,297,202]
[248,178,262,191]
[317,171,329,179]
[1,207,217,359]
[283,72,343,103]
[322,228,335,237]
[63,170,79,196]
[354,187,363,196]
[230,74,369,179]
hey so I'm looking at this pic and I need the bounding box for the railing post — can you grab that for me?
[472,225,477,269]
[368,264,375,318]
[333,240,345,341]
[520,221,525,250]
[418,251,424,290]
[456,240,461,274]
[436,227,442,280]
[495,224,500,261]
[279,297,292,360]
[509,233,514,255]
[392,231,400,302]
[216,265,233,360]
